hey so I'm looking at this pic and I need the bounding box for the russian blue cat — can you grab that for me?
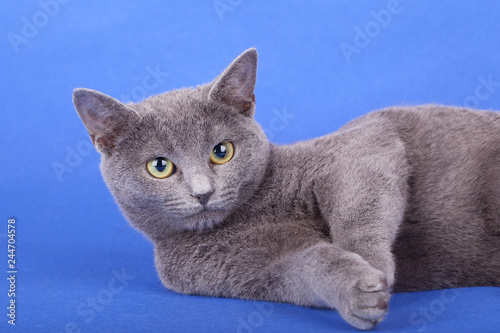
[73,48,500,330]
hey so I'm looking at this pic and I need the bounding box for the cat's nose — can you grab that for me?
[192,190,214,205]
[189,173,214,205]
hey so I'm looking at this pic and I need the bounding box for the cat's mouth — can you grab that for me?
[177,206,229,230]
[164,198,233,230]
[188,198,233,215]
[188,205,224,216]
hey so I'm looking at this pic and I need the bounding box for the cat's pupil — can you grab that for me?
[214,144,227,158]
[153,158,167,172]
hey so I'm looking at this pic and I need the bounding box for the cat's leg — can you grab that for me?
[313,141,409,287]
[155,238,390,330]
[282,242,391,330]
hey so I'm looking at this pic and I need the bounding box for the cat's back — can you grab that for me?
[366,105,500,202]
[340,104,500,141]
[336,105,500,191]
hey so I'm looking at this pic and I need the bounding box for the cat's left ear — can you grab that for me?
[209,48,257,117]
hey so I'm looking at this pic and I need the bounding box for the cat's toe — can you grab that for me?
[341,310,381,331]
[357,275,389,293]
[339,270,391,330]
[340,290,390,330]
[350,289,390,320]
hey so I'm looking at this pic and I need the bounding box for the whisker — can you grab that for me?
[217,191,237,200]
[166,208,185,213]
[165,205,184,209]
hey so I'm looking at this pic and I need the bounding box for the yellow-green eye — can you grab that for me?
[210,141,234,165]
[146,157,176,179]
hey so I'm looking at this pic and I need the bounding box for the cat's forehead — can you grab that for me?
[135,88,210,129]
[128,86,240,149]
[133,86,209,119]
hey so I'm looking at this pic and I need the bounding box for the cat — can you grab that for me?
[72,48,500,330]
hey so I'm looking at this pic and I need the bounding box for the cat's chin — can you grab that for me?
[173,208,229,231]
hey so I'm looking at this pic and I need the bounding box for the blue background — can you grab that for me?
[2,1,500,332]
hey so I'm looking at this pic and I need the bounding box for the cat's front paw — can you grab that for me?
[337,268,390,330]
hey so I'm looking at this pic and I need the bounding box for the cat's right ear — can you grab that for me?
[72,88,138,155]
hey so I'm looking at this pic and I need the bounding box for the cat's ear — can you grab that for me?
[209,48,258,117]
[72,88,138,154]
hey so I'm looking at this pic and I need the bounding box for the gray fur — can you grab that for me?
[72,48,500,330]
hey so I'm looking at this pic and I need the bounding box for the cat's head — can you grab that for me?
[72,49,270,237]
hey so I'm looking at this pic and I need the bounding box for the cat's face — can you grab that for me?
[73,49,269,236]
[102,87,269,234]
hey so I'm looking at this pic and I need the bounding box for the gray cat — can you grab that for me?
[72,48,500,330]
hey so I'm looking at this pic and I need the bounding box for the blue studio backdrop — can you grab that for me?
[2,1,500,332]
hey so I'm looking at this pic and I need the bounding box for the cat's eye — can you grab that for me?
[210,141,234,165]
[146,157,176,178]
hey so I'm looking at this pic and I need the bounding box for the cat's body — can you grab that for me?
[73,49,500,330]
